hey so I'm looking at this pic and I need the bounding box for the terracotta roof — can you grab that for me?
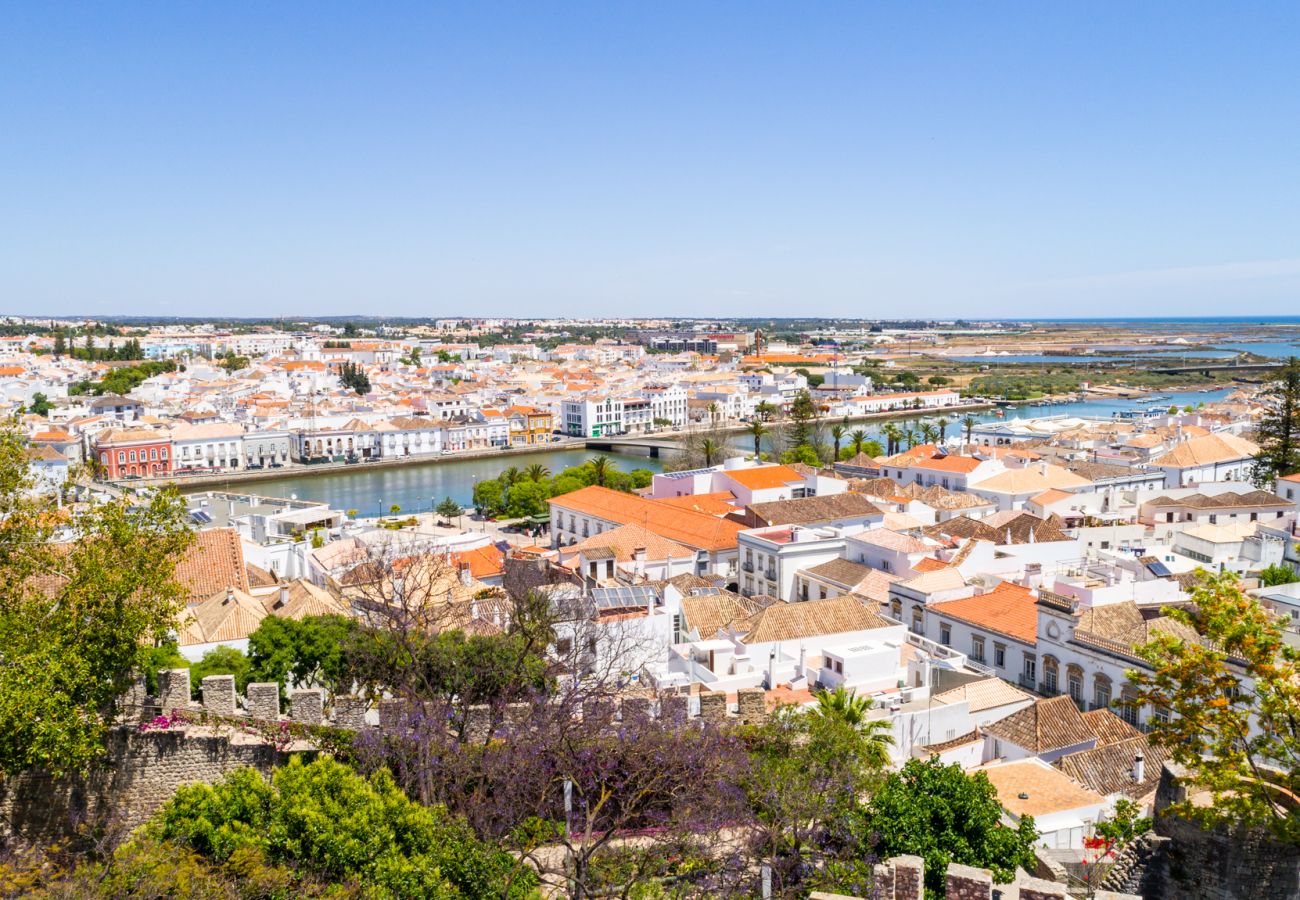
[912,556,950,573]
[930,582,1037,643]
[173,528,251,604]
[732,594,893,643]
[746,493,882,526]
[452,543,507,579]
[924,512,1070,545]
[1143,490,1288,510]
[550,485,744,551]
[932,677,1033,713]
[1054,736,1168,800]
[564,522,693,563]
[181,587,268,645]
[804,557,876,589]
[911,454,984,474]
[722,465,806,491]
[984,695,1097,754]
[655,492,738,516]
[981,759,1108,818]
[1074,601,1200,651]
[970,465,1092,495]
[259,579,349,620]
[1150,432,1259,468]
[680,592,774,640]
[1080,708,1144,747]
[853,528,930,553]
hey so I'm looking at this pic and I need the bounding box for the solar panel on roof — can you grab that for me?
[590,584,659,610]
[190,510,213,524]
[1145,560,1172,578]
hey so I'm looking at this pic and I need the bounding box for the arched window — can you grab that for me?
[1066,664,1084,703]
[1093,673,1113,710]
[1042,656,1059,694]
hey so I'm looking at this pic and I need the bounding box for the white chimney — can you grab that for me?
[1133,750,1145,783]
[278,583,289,608]
[767,647,778,689]
[633,546,647,578]
[224,586,234,604]
[458,561,472,586]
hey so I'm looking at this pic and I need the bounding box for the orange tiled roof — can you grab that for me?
[550,485,744,551]
[912,455,983,474]
[655,492,738,516]
[930,581,1037,644]
[173,528,251,603]
[723,465,805,491]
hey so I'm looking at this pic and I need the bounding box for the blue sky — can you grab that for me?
[1,3,1298,319]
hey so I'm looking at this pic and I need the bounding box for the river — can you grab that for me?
[191,388,1234,516]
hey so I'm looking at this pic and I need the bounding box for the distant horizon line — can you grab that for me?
[4,314,1300,325]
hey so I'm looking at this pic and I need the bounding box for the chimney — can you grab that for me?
[471,599,479,620]
[633,546,647,578]
[458,561,472,586]
[224,586,234,605]
[1038,460,1048,476]
[1133,750,1145,783]
[277,583,289,609]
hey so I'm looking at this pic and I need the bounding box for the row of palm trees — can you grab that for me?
[496,456,617,488]
[740,414,981,461]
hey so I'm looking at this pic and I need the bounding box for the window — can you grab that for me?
[118,451,125,463]
[1068,673,1082,702]
[1094,681,1111,710]
[150,448,157,460]
[940,624,951,646]
[994,643,1006,668]
[1023,654,1037,682]
[911,610,923,633]
[128,450,137,462]
[971,636,985,662]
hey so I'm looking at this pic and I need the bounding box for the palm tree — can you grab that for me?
[919,422,939,445]
[962,414,977,446]
[848,428,869,457]
[829,422,847,461]
[500,466,522,488]
[707,402,720,425]
[700,438,719,467]
[882,422,901,456]
[589,455,614,487]
[811,686,895,768]
[755,401,776,422]
[747,420,768,458]
[524,463,551,483]
[902,427,917,450]
[936,417,950,442]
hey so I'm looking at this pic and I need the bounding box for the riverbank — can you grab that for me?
[115,400,999,491]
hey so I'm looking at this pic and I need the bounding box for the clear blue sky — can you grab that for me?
[2,3,1298,319]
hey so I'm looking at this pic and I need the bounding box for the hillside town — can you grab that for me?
[6,315,1298,896]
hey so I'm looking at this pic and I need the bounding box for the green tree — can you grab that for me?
[1130,570,1300,842]
[247,614,357,697]
[810,687,894,769]
[1260,563,1298,587]
[882,422,902,456]
[505,479,551,518]
[963,415,978,445]
[473,477,505,516]
[829,422,847,461]
[699,437,719,467]
[524,462,551,482]
[864,757,1039,898]
[747,419,768,458]
[436,496,463,521]
[337,360,372,395]
[747,703,891,895]
[1252,357,1300,485]
[780,444,820,467]
[0,423,193,776]
[786,389,819,449]
[928,375,951,386]
[936,417,950,441]
[27,392,52,417]
[589,455,614,487]
[847,428,869,457]
[142,757,534,897]
[140,639,190,695]
[188,646,251,699]
[52,329,66,358]
[755,400,776,422]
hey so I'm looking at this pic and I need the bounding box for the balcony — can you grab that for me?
[742,561,754,573]
[1017,673,1037,691]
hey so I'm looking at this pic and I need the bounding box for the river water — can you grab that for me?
[193,388,1234,516]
